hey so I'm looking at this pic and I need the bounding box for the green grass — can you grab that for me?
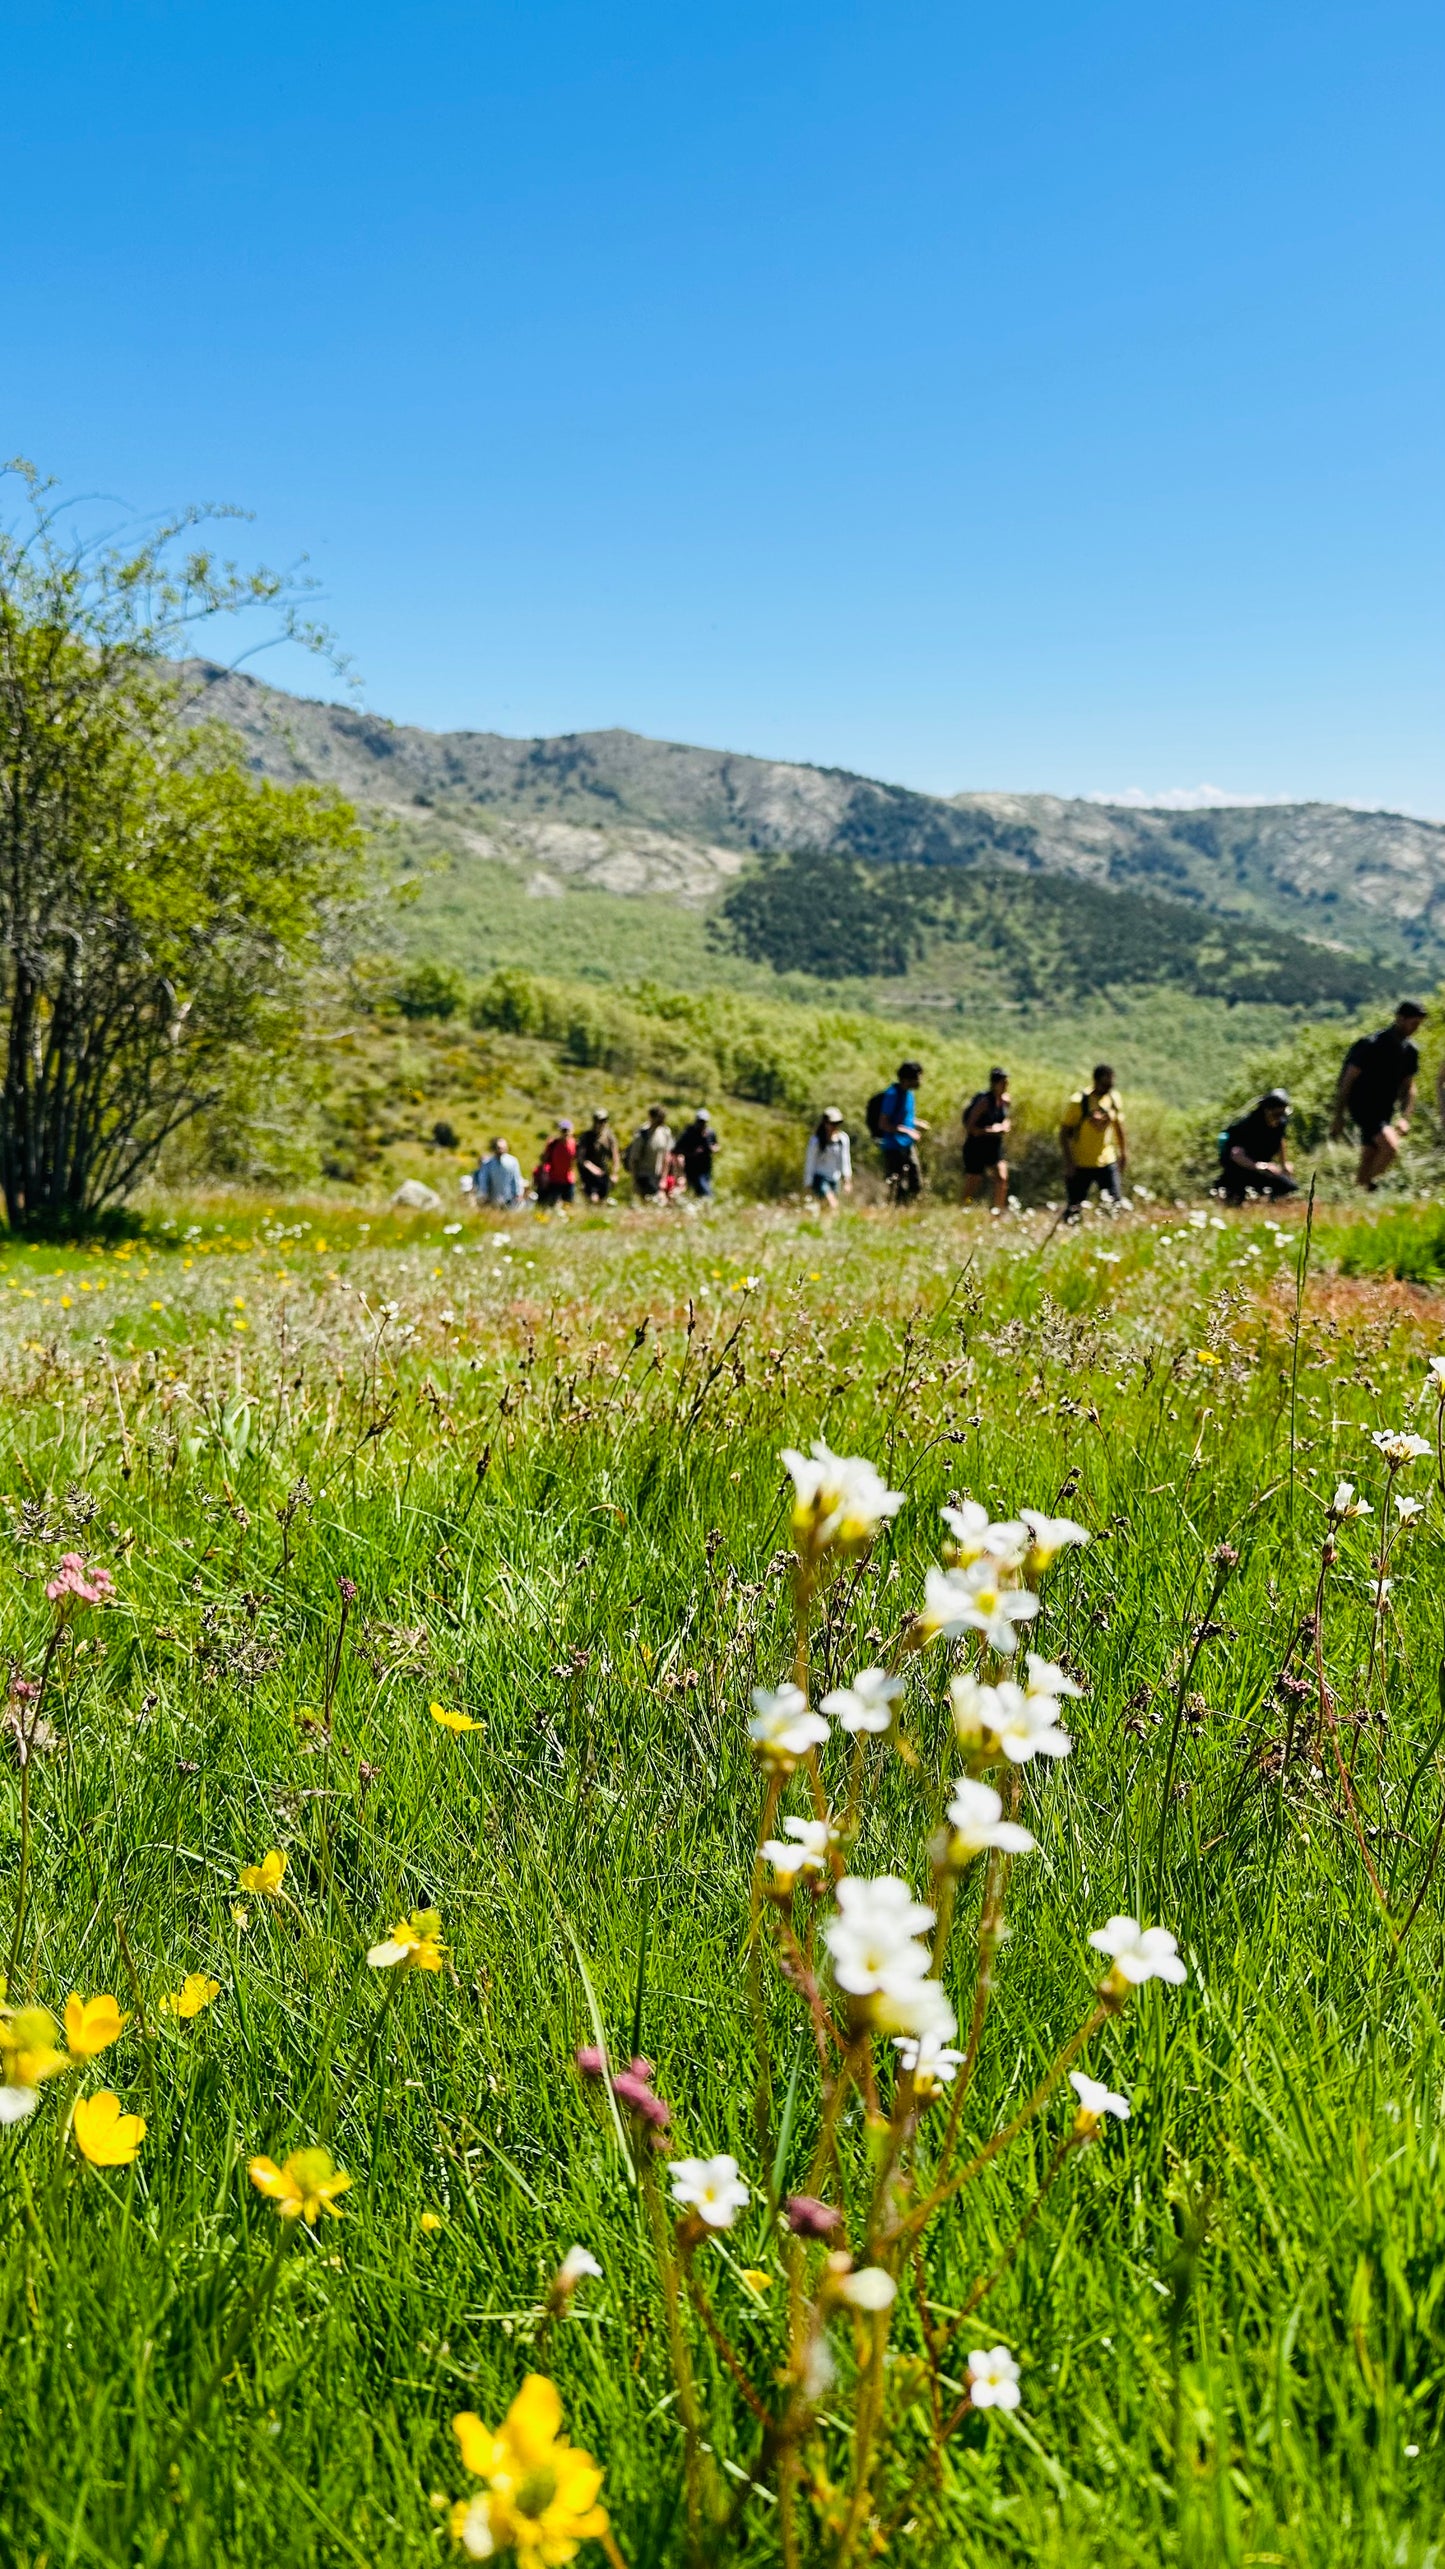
[1,1194,1444,2565]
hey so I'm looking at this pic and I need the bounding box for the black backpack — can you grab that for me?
[865,1087,893,1140]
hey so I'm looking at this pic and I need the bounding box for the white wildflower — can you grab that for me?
[669,2154,749,2229]
[748,1685,829,1768]
[824,1876,934,1995]
[1019,1508,1090,1574]
[820,1667,904,1735]
[1088,1916,1188,1989]
[893,2029,966,2096]
[948,1560,1040,1655]
[951,1674,1071,1766]
[871,1975,957,2040]
[760,1816,836,1881]
[1395,1494,1424,1522]
[0,2086,40,2125]
[1330,1481,1372,1519]
[967,2345,1021,2410]
[1371,1429,1431,1466]
[556,2244,603,2289]
[780,1442,906,1558]
[943,1777,1037,1861]
[919,1565,976,1642]
[1427,1355,1445,1397]
[837,2266,896,2311]
[1024,1652,1084,1701]
[1069,2070,1130,2127]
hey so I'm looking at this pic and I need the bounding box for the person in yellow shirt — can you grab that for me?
[1060,1064,1128,1218]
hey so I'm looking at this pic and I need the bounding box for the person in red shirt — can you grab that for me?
[534,1118,578,1206]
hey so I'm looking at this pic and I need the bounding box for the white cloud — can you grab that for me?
[1085,784,1283,811]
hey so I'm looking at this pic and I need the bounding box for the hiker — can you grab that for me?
[804,1108,852,1212]
[1217,1089,1298,1204]
[869,1060,926,1203]
[624,1105,673,1202]
[1331,1002,1426,1189]
[577,1109,619,1203]
[1060,1066,1127,1216]
[676,1107,720,1199]
[533,1118,578,1208]
[962,1068,1011,1212]
[473,1136,525,1208]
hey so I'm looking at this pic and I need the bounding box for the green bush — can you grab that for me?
[394,960,466,1021]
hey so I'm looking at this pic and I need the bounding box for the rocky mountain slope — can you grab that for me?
[182,662,1445,968]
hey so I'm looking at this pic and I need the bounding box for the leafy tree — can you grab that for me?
[393,959,466,1021]
[0,463,363,1230]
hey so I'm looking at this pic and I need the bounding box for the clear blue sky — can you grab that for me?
[8,1,1443,810]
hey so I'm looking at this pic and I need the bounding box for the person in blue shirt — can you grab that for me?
[878,1060,926,1203]
[473,1135,525,1207]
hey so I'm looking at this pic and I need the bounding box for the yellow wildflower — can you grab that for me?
[159,1974,221,2020]
[1194,1348,1219,1367]
[451,2375,608,2563]
[0,2003,69,2119]
[367,1908,446,1972]
[421,2209,444,2234]
[740,2267,773,2297]
[238,1849,287,1896]
[431,1702,481,1735]
[248,2145,352,2223]
[64,1993,130,2061]
[72,2089,147,2166]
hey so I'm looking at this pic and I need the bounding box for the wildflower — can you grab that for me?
[451,2376,607,2564]
[1396,1494,1425,1522]
[785,2193,843,2238]
[1069,2070,1130,2131]
[892,2029,966,2097]
[421,2210,444,2234]
[577,2049,671,2135]
[819,1667,904,1735]
[248,2145,352,2222]
[1024,1652,1084,1702]
[967,2345,1021,2410]
[748,1684,829,1768]
[836,2266,896,2311]
[1371,1429,1431,1466]
[669,2154,749,2230]
[72,2090,146,2166]
[238,1848,288,1896]
[1330,1481,1372,1519]
[0,2003,68,2122]
[1194,1348,1219,1368]
[824,1876,934,1998]
[367,1908,446,1972]
[780,1441,906,1561]
[1089,1916,1188,1994]
[63,1993,129,2061]
[951,1674,1071,1767]
[1428,1355,1445,1398]
[940,1500,1025,1568]
[740,2267,772,2296]
[159,1973,221,2019]
[1020,1509,1090,1578]
[948,1560,1041,1655]
[431,1702,481,1735]
[45,1552,114,1606]
[941,1777,1037,1863]
[231,1905,251,1932]
[554,2245,602,2292]
[760,1816,836,1884]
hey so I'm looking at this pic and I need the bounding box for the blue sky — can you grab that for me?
[8,1,1443,809]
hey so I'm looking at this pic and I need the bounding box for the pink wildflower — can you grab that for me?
[45,1554,114,1607]
[786,2194,844,2238]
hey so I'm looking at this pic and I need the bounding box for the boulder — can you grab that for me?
[389,1179,443,1212]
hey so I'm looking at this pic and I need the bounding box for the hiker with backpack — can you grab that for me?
[577,1108,620,1203]
[624,1106,673,1202]
[1216,1089,1298,1204]
[1060,1066,1127,1217]
[533,1119,578,1207]
[1331,1001,1426,1190]
[962,1068,1011,1212]
[867,1061,926,1203]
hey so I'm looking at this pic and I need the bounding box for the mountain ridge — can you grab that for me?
[181,661,1445,970]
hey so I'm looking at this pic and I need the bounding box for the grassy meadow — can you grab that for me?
[3,1187,1445,2567]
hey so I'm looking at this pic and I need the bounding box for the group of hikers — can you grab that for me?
[464,1000,1432,1217]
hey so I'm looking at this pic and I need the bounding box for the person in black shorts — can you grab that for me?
[1217,1088,1298,1204]
[1331,1002,1425,1190]
[962,1068,1011,1211]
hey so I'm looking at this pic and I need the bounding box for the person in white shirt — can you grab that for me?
[473,1136,525,1207]
[804,1109,852,1212]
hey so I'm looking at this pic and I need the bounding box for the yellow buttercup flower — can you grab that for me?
[421,2209,444,2234]
[740,2267,773,2297]
[159,1973,221,2020]
[72,2089,147,2166]
[431,1702,481,1735]
[367,1908,446,1972]
[248,2146,352,2223]
[450,2375,608,2563]
[64,1993,130,2061]
[238,1849,287,1896]
[0,2003,69,2116]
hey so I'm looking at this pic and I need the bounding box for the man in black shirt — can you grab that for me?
[1331,1002,1426,1190]
[676,1108,719,1199]
[1218,1089,1297,1204]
